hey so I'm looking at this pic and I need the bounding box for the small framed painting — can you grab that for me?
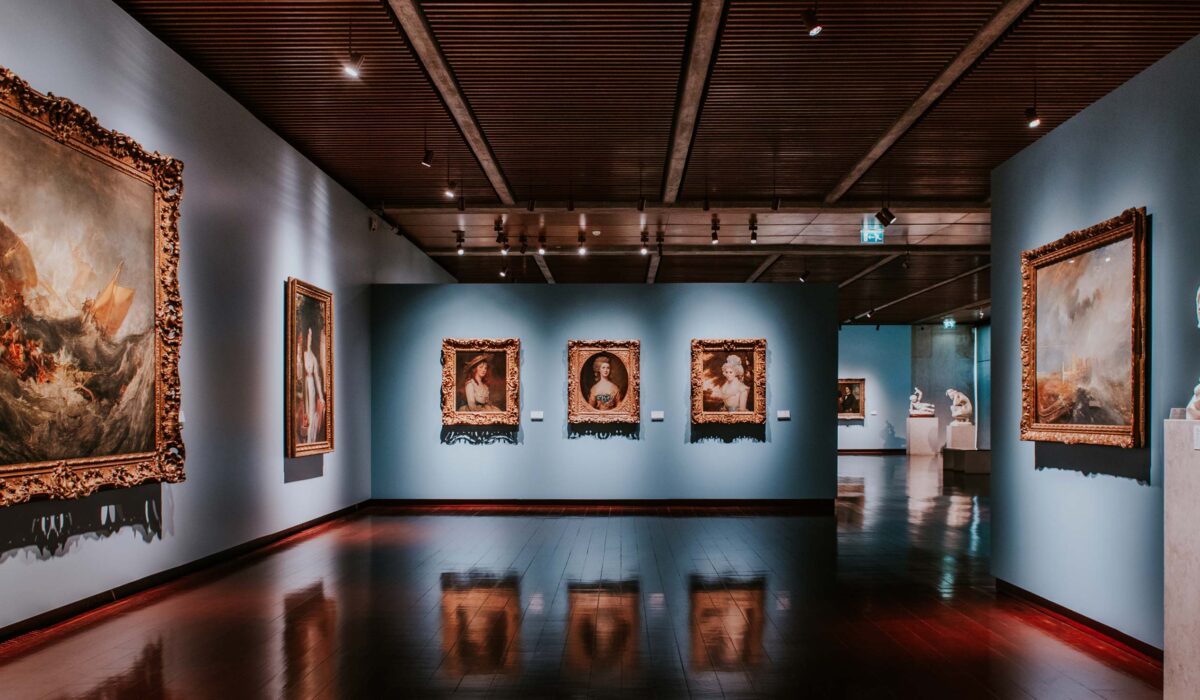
[1020,207,1147,448]
[441,338,520,426]
[567,340,640,424]
[838,378,866,420]
[285,278,334,457]
[691,338,766,424]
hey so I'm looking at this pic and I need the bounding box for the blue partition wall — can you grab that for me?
[837,325,911,451]
[992,35,1200,648]
[371,283,838,500]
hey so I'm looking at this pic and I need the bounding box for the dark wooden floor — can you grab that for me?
[0,456,1162,698]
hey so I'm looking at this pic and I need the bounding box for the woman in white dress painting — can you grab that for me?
[587,354,622,411]
[300,326,325,442]
[706,353,750,412]
[460,354,500,411]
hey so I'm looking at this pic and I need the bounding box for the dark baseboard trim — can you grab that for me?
[837,448,907,456]
[995,579,1163,662]
[0,501,366,651]
[364,498,834,516]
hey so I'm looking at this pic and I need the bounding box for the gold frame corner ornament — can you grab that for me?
[690,338,767,424]
[285,278,335,458]
[441,338,521,426]
[0,65,184,507]
[567,339,641,424]
[837,377,867,420]
[1019,207,1147,448]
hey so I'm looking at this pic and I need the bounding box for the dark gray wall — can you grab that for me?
[912,325,978,448]
[837,325,911,451]
[976,325,992,451]
[0,0,450,629]
[371,284,838,499]
[992,34,1200,648]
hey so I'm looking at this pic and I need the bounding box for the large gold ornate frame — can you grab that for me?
[285,278,335,457]
[567,339,640,424]
[837,378,866,420]
[690,338,767,425]
[1020,207,1147,448]
[0,66,185,507]
[441,338,521,426]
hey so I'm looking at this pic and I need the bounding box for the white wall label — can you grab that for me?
[531,410,544,422]
[1193,424,1200,451]
[650,410,665,422]
[869,410,878,416]
[777,410,791,421]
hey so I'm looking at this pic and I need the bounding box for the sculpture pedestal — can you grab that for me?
[907,416,939,455]
[946,422,977,450]
[1166,419,1200,698]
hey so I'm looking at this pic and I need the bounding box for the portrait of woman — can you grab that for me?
[568,340,640,424]
[704,354,751,412]
[286,278,334,457]
[584,354,625,411]
[456,352,505,412]
[441,338,520,426]
[691,339,766,424]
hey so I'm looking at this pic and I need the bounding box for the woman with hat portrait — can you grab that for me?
[460,353,501,411]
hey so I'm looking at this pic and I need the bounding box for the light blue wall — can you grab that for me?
[992,35,1200,649]
[837,325,910,451]
[0,0,450,630]
[371,284,838,500]
[976,325,991,451]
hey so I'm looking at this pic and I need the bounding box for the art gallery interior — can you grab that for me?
[0,1,1198,697]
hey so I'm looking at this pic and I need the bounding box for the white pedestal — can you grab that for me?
[907,416,939,455]
[946,422,976,450]
[1166,419,1200,699]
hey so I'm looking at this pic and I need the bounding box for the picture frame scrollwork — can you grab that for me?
[441,338,521,426]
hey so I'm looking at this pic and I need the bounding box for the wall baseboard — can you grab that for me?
[995,579,1164,662]
[0,501,366,650]
[837,448,907,456]
[364,498,834,516]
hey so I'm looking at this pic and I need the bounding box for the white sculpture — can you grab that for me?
[946,389,973,424]
[909,387,935,417]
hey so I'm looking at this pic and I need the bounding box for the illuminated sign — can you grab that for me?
[860,220,885,244]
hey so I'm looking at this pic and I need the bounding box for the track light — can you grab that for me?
[803,7,823,37]
[865,309,874,319]
[640,230,649,255]
[527,199,536,212]
[519,236,528,256]
[875,206,896,227]
[421,149,434,168]
[771,197,782,212]
[711,217,720,245]
[798,269,809,283]
[1025,106,1041,129]
[343,51,365,78]
[456,243,464,255]
[749,221,758,245]
[657,242,664,256]
[499,265,508,278]
[578,230,587,255]
[537,230,546,256]
[444,180,457,199]
[501,242,509,256]
[455,230,464,255]
[637,197,646,213]
[457,195,465,212]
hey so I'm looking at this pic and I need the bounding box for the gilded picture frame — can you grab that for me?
[285,278,334,457]
[1019,207,1147,448]
[0,66,184,507]
[441,338,520,426]
[838,378,866,420]
[567,339,640,424]
[690,338,767,424]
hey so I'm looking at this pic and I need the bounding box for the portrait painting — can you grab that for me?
[285,278,333,457]
[441,338,520,426]
[440,572,520,676]
[567,340,640,424]
[565,581,639,673]
[690,338,767,424]
[0,66,184,506]
[1020,208,1147,448]
[838,378,866,420]
[690,576,765,671]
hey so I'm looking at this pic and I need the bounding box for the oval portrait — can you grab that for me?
[578,352,629,412]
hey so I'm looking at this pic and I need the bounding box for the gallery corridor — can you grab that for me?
[0,457,1161,698]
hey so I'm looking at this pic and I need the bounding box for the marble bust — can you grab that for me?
[946,389,973,424]
[909,387,936,417]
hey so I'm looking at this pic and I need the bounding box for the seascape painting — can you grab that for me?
[1020,207,1146,448]
[286,278,333,457]
[0,113,156,465]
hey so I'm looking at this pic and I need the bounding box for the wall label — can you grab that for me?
[650,410,665,422]
[530,410,544,422]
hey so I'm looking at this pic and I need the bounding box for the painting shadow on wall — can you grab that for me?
[567,424,640,441]
[440,426,521,446]
[0,482,162,560]
[688,424,767,444]
[284,455,324,483]
[1034,442,1151,484]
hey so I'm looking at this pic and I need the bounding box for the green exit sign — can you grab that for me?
[860,220,885,244]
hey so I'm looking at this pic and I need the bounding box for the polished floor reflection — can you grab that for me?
[0,456,1162,698]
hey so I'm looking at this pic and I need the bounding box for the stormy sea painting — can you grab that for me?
[1034,236,1133,426]
[0,115,156,465]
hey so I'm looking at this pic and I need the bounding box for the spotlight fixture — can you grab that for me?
[771,197,782,212]
[454,229,465,255]
[875,206,896,227]
[1025,106,1041,129]
[798,269,809,283]
[578,230,587,255]
[537,230,547,256]
[421,149,434,168]
[803,6,823,37]
[640,230,650,255]
[637,197,646,213]
[343,22,365,78]
[456,243,464,255]
[499,265,508,278]
[457,194,466,212]
[519,234,528,256]
[749,220,758,245]
[527,199,536,212]
[656,229,665,257]
[444,180,457,199]
[501,242,509,256]
[865,309,874,319]
[657,242,664,256]
[711,217,720,245]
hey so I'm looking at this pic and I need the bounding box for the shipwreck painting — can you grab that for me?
[285,278,334,457]
[1020,208,1147,448]
[0,66,183,506]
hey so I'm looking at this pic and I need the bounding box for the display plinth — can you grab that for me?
[1166,419,1200,699]
[943,449,991,474]
[945,422,976,450]
[907,416,939,455]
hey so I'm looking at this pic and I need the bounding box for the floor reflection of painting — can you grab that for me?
[440,572,520,675]
[565,580,639,672]
[0,116,155,465]
[689,575,766,671]
[283,582,337,699]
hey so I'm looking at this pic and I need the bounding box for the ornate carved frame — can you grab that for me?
[0,66,184,507]
[285,278,335,457]
[690,338,767,424]
[837,378,867,420]
[441,338,521,426]
[567,339,640,424]
[1019,207,1147,448]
